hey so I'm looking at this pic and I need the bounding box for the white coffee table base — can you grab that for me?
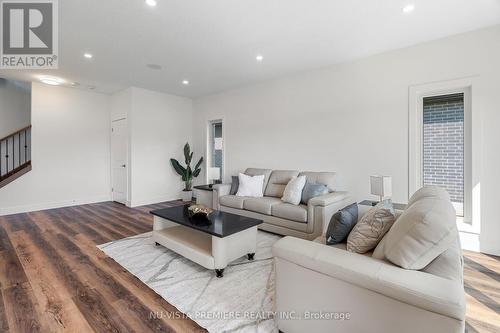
[152,216,258,277]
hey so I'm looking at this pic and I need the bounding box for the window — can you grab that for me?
[409,79,473,225]
[208,120,223,183]
[422,94,464,216]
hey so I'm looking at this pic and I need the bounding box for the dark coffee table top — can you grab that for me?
[150,204,263,238]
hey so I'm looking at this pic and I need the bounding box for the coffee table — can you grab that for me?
[150,204,263,278]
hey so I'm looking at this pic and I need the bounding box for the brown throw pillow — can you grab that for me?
[347,200,396,254]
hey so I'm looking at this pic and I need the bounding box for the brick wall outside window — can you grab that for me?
[423,93,464,210]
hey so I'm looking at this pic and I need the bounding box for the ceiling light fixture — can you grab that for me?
[146,63,162,70]
[256,54,264,62]
[39,76,65,86]
[403,4,415,13]
[182,80,189,85]
[145,0,157,7]
[84,53,93,59]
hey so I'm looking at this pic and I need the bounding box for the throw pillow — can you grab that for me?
[383,196,457,270]
[236,173,265,197]
[281,176,307,205]
[301,181,329,204]
[407,185,450,207]
[346,199,396,254]
[230,176,239,195]
[326,203,358,245]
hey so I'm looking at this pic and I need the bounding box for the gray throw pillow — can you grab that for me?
[326,203,358,245]
[230,176,239,195]
[301,181,329,204]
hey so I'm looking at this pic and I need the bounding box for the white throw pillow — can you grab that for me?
[236,173,265,197]
[383,197,457,270]
[281,176,307,205]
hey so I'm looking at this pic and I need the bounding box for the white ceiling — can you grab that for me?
[1,0,500,97]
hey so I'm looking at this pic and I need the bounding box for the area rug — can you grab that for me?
[98,231,281,333]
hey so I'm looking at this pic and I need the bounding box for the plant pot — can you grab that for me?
[181,190,193,202]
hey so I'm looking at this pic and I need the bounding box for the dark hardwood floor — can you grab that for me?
[0,201,499,333]
[0,200,204,333]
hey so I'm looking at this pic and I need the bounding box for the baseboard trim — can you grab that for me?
[129,196,180,208]
[0,195,112,216]
[459,230,480,252]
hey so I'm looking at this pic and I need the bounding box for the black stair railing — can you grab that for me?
[0,125,31,181]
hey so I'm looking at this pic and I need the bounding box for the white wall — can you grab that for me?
[0,83,111,215]
[193,26,500,255]
[0,78,31,138]
[128,87,193,206]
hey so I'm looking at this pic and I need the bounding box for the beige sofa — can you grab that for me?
[272,187,465,333]
[213,168,351,240]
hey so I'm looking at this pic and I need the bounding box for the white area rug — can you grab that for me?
[98,231,281,333]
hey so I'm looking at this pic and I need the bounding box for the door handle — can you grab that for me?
[121,164,126,168]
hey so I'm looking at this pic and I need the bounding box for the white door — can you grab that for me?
[111,119,127,204]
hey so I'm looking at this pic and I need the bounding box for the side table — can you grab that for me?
[194,185,214,208]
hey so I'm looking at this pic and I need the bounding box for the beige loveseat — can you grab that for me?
[272,186,465,333]
[212,168,351,240]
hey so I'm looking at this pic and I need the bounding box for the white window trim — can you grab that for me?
[409,77,479,233]
[205,118,225,184]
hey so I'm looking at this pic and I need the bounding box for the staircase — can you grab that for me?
[0,125,32,189]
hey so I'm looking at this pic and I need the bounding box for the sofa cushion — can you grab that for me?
[272,203,307,223]
[313,237,374,257]
[299,171,336,192]
[229,176,239,195]
[244,197,282,215]
[384,196,457,270]
[407,185,450,207]
[347,200,396,254]
[245,168,272,192]
[326,203,358,245]
[236,173,265,197]
[264,170,300,197]
[281,175,307,205]
[219,195,248,209]
[422,238,463,282]
[301,180,329,204]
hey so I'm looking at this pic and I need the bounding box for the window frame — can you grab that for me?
[409,78,476,230]
[206,118,225,184]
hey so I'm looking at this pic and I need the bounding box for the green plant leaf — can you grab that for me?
[193,157,203,172]
[184,143,191,164]
[170,158,187,176]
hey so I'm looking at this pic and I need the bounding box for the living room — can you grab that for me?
[0,1,499,332]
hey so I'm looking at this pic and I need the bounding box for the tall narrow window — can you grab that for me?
[422,93,464,216]
[208,120,223,184]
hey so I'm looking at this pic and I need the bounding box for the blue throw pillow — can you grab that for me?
[301,181,329,204]
[326,203,358,245]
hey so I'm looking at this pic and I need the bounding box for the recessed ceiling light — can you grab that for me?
[403,4,415,13]
[84,53,93,59]
[145,0,157,7]
[39,76,64,86]
[146,63,162,70]
[256,54,264,62]
[182,80,189,85]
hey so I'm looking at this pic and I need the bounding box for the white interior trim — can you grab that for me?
[205,118,225,184]
[409,76,479,234]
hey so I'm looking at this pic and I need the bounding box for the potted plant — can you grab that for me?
[170,143,203,202]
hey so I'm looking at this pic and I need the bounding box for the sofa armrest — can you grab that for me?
[212,183,231,209]
[306,191,353,236]
[272,236,465,321]
[308,191,350,207]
